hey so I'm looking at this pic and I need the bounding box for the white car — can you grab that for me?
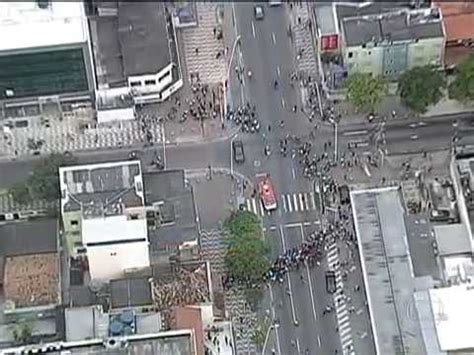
[254,5,264,20]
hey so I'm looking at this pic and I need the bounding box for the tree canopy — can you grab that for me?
[346,73,387,113]
[449,54,474,103]
[9,153,77,204]
[224,211,270,285]
[397,66,445,113]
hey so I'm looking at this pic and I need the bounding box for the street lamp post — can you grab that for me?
[226,35,242,87]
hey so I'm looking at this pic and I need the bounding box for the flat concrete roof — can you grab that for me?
[338,4,443,47]
[93,2,172,85]
[0,2,88,52]
[351,187,427,355]
[59,161,143,215]
[0,218,57,257]
[110,277,153,309]
[429,284,474,351]
[434,223,471,256]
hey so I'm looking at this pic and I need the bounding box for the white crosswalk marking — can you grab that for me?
[298,193,305,211]
[293,194,299,212]
[243,191,320,217]
[259,200,265,216]
[326,241,355,355]
[309,192,317,210]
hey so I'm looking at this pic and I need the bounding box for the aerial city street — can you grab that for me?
[0,1,473,354]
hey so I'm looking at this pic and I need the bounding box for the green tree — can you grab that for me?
[9,153,77,204]
[449,54,474,103]
[398,66,445,113]
[224,211,270,285]
[12,322,33,344]
[29,153,77,201]
[346,73,387,113]
[8,183,30,206]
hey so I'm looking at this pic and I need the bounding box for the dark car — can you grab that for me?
[326,271,336,294]
[339,185,350,204]
[232,140,245,164]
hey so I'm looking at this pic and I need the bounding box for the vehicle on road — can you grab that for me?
[128,151,139,159]
[232,140,245,164]
[257,174,277,211]
[254,5,264,20]
[410,134,419,140]
[339,185,350,204]
[326,271,336,294]
[268,0,282,6]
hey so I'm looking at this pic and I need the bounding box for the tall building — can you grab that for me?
[0,1,95,106]
[59,161,150,282]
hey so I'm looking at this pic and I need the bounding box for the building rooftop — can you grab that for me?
[313,4,337,35]
[110,277,153,309]
[404,214,441,279]
[59,161,144,216]
[0,218,57,257]
[2,330,195,354]
[143,171,198,252]
[338,4,444,47]
[429,284,474,351]
[4,252,59,309]
[66,306,109,342]
[435,1,474,42]
[0,1,88,53]
[171,306,204,355]
[434,223,471,256]
[93,2,172,86]
[351,187,426,355]
[82,215,147,246]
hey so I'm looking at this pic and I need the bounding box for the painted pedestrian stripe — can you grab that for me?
[242,192,318,217]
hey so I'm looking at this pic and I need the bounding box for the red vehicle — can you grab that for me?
[257,174,277,211]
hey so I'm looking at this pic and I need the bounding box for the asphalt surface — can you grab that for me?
[229,4,371,355]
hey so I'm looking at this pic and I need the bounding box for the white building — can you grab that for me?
[59,161,150,281]
[90,1,183,114]
[0,1,95,106]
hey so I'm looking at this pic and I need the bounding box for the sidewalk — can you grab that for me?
[336,91,474,126]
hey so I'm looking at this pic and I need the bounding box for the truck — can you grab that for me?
[257,174,277,211]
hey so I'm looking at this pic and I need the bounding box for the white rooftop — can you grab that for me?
[0,2,88,52]
[430,284,474,351]
[82,215,147,245]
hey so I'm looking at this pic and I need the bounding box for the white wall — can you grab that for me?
[407,36,444,70]
[97,107,135,123]
[128,63,174,96]
[343,44,384,77]
[87,241,150,281]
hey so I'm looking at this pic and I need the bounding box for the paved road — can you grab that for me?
[229,3,371,355]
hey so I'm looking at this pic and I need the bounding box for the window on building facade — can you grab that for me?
[348,52,353,58]
[144,79,156,86]
[71,220,78,226]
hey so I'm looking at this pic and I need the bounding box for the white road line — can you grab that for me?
[251,199,258,214]
[251,21,256,38]
[281,97,286,108]
[341,334,353,344]
[343,130,368,136]
[309,192,317,210]
[340,326,351,336]
[317,335,321,347]
[246,199,252,212]
[298,193,305,211]
[286,194,293,212]
[303,222,311,227]
[276,66,281,77]
[303,193,310,210]
[293,194,299,212]
[299,224,318,321]
[295,338,301,353]
[269,225,277,231]
[281,195,288,213]
[279,225,298,325]
[291,167,296,179]
[284,222,302,229]
[272,32,276,44]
